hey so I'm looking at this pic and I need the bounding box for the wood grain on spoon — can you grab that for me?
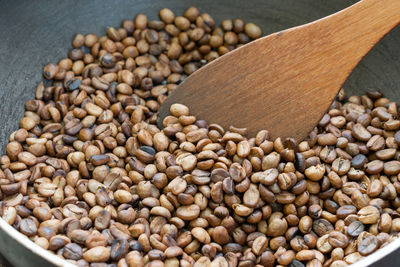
[159,0,400,141]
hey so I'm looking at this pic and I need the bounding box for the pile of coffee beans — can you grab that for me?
[1,6,400,267]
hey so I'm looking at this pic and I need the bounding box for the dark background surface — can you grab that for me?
[0,0,400,266]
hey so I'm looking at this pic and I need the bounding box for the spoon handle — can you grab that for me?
[306,0,400,67]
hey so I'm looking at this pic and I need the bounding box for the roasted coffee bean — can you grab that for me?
[48,235,71,251]
[328,231,348,248]
[336,205,357,219]
[110,238,129,261]
[358,235,378,256]
[347,221,364,237]
[63,243,83,260]
[290,260,305,267]
[351,154,367,168]
[129,240,143,252]
[358,206,380,224]
[313,219,334,237]
[19,218,37,236]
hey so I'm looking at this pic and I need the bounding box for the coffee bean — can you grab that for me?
[366,135,385,151]
[243,184,259,207]
[383,160,400,175]
[91,155,110,166]
[358,236,378,256]
[352,123,371,141]
[347,221,364,237]
[63,243,83,260]
[160,8,175,23]
[252,235,268,256]
[211,226,230,245]
[176,204,200,220]
[290,260,305,267]
[94,210,111,230]
[358,206,380,224]
[244,23,262,39]
[260,251,275,267]
[313,219,334,237]
[277,250,295,266]
[129,240,143,252]
[165,246,183,258]
[43,63,59,79]
[19,218,37,237]
[365,160,384,175]
[110,238,129,261]
[83,246,110,262]
[191,227,211,243]
[336,205,357,219]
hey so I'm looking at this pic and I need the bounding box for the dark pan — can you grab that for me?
[1,0,400,266]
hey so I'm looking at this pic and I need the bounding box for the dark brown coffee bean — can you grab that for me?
[63,243,83,260]
[313,219,334,237]
[289,260,305,267]
[222,177,235,195]
[110,238,129,261]
[347,221,364,237]
[211,168,230,182]
[365,160,384,175]
[366,89,382,99]
[19,218,37,237]
[260,250,275,267]
[91,155,110,166]
[129,240,143,252]
[358,235,378,256]
[336,205,357,219]
[49,235,71,251]
[351,154,367,169]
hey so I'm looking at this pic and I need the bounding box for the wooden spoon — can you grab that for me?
[158,0,400,141]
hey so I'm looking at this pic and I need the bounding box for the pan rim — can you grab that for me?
[0,217,75,267]
[2,214,400,266]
